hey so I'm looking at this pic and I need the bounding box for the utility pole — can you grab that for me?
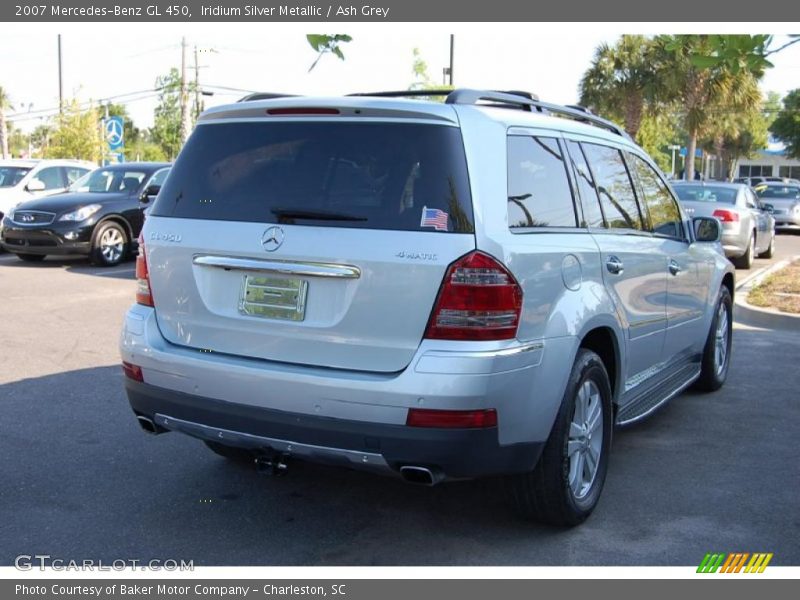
[448,34,454,86]
[194,45,201,121]
[57,34,63,116]
[179,36,191,145]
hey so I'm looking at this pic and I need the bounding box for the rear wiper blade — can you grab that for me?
[271,208,367,222]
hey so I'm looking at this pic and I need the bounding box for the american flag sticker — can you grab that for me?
[420,206,449,231]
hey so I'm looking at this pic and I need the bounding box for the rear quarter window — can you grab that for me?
[151,121,474,233]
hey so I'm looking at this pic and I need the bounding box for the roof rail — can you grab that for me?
[238,92,299,102]
[347,89,454,99]
[445,89,630,139]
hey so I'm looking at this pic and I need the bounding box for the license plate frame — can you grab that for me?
[239,275,308,321]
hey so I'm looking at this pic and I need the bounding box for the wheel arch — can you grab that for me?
[92,214,134,247]
[577,323,623,405]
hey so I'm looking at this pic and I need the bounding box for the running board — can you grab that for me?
[616,362,701,426]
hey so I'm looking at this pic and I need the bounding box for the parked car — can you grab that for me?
[673,181,775,267]
[0,162,170,265]
[120,89,733,525]
[754,183,800,232]
[0,159,94,220]
[734,176,784,187]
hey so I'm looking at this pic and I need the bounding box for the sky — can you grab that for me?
[2,23,800,134]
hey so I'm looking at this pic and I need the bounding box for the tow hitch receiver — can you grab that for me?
[255,451,289,477]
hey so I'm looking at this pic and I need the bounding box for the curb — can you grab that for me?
[734,255,800,331]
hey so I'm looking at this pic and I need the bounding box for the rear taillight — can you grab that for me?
[406,408,498,428]
[122,361,144,382]
[713,209,740,223]
[424,251,523,341]
[135,234,154,307]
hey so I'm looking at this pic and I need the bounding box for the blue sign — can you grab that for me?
[105,117,124,150]
[679,147,703,158]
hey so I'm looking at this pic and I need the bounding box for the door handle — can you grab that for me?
[606,256,624,275]
[668,259,682,276]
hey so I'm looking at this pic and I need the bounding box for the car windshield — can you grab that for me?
[0,166,32,188]
[755,185,800,199]
[69,169,148,193]
[673,185,737,205]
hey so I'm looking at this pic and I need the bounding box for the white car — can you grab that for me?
[0,159,94,219]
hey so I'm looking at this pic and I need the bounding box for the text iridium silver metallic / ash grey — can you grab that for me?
[119,89,734,526]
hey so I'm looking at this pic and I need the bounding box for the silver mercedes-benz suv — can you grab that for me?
[120,89,734,525]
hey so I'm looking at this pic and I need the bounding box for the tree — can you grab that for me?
[635,110,682,174]
[579,36,662,138]
[658,35,763,180]
[151,69,184,160]
[306,34,352,72]
[44,99,101,161]
[771,89,800,159]
[690,34,800,75]
[408,47,452,98]
[0,86,12,159]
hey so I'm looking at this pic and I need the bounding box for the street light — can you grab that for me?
[668,144,681,177]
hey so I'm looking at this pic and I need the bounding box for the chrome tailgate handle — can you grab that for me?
[193,255,361,279]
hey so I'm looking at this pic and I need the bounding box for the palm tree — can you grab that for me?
[579,35,661,138]
[0,86,12,159]
[657,35,763,180]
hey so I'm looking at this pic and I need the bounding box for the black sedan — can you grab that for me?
[0,162,170,266]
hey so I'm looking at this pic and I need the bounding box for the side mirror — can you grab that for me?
[693,216,721,243]
[139,185,160,204]
[26,178,46,192]
[762,203,774,214]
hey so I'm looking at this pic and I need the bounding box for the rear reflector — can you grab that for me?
[135,234,154,307]
[122,361,144,382]
[425,251,523,341]
[713,209,740,222]
[406,408,498,428]
[267,107,340,116]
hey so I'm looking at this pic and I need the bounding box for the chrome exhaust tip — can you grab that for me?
[136,416,159,434]
[399,466,443,486]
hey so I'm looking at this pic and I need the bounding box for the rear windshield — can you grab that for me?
[151,121,474,233]
[673,185,737,205]
[755,185,800,199]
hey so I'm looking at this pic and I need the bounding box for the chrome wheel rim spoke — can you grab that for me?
[714,303,729,376]
[100,229,123,262]
[568,379,603,499]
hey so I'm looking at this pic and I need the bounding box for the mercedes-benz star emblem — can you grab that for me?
[261,226,284,252]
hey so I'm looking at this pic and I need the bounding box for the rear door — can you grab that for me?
[145,117,475,373]
[573,141,668,386]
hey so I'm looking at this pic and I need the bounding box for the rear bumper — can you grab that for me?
[125,379,542,480]
[120,305,575,479]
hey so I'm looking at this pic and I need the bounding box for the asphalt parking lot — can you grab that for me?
[1,236,799,566]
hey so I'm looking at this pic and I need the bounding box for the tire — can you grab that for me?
[758,235,775,259]
[204,440,256,464]
[16,253,46,262]
[694,286,733,392]
[732,232,755,269]
[91,221,128,266]
[507,349,613,526]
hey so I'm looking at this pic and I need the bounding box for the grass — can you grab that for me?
[747,260,800,314]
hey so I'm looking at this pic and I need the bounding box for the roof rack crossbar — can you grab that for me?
[347,90,454,98]
[445,89,629,139]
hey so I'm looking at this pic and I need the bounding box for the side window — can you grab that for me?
[581,143,643,231]
[64,167,89,185]
[630,155,685,240]
[507,136,577,229]
[35,167,65,190]
[565,140,605,228]
[743,189,758,209]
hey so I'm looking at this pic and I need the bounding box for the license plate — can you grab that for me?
[239,275,308,321]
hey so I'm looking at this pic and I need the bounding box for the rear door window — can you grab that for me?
[565,140,604,228]
[581,143,643,231]
[151,121,474,233]
[506,136,577,228]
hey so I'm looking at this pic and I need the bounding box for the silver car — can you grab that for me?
[120,89,734,525]
[673,182,776,268]
[754,183,800,232]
